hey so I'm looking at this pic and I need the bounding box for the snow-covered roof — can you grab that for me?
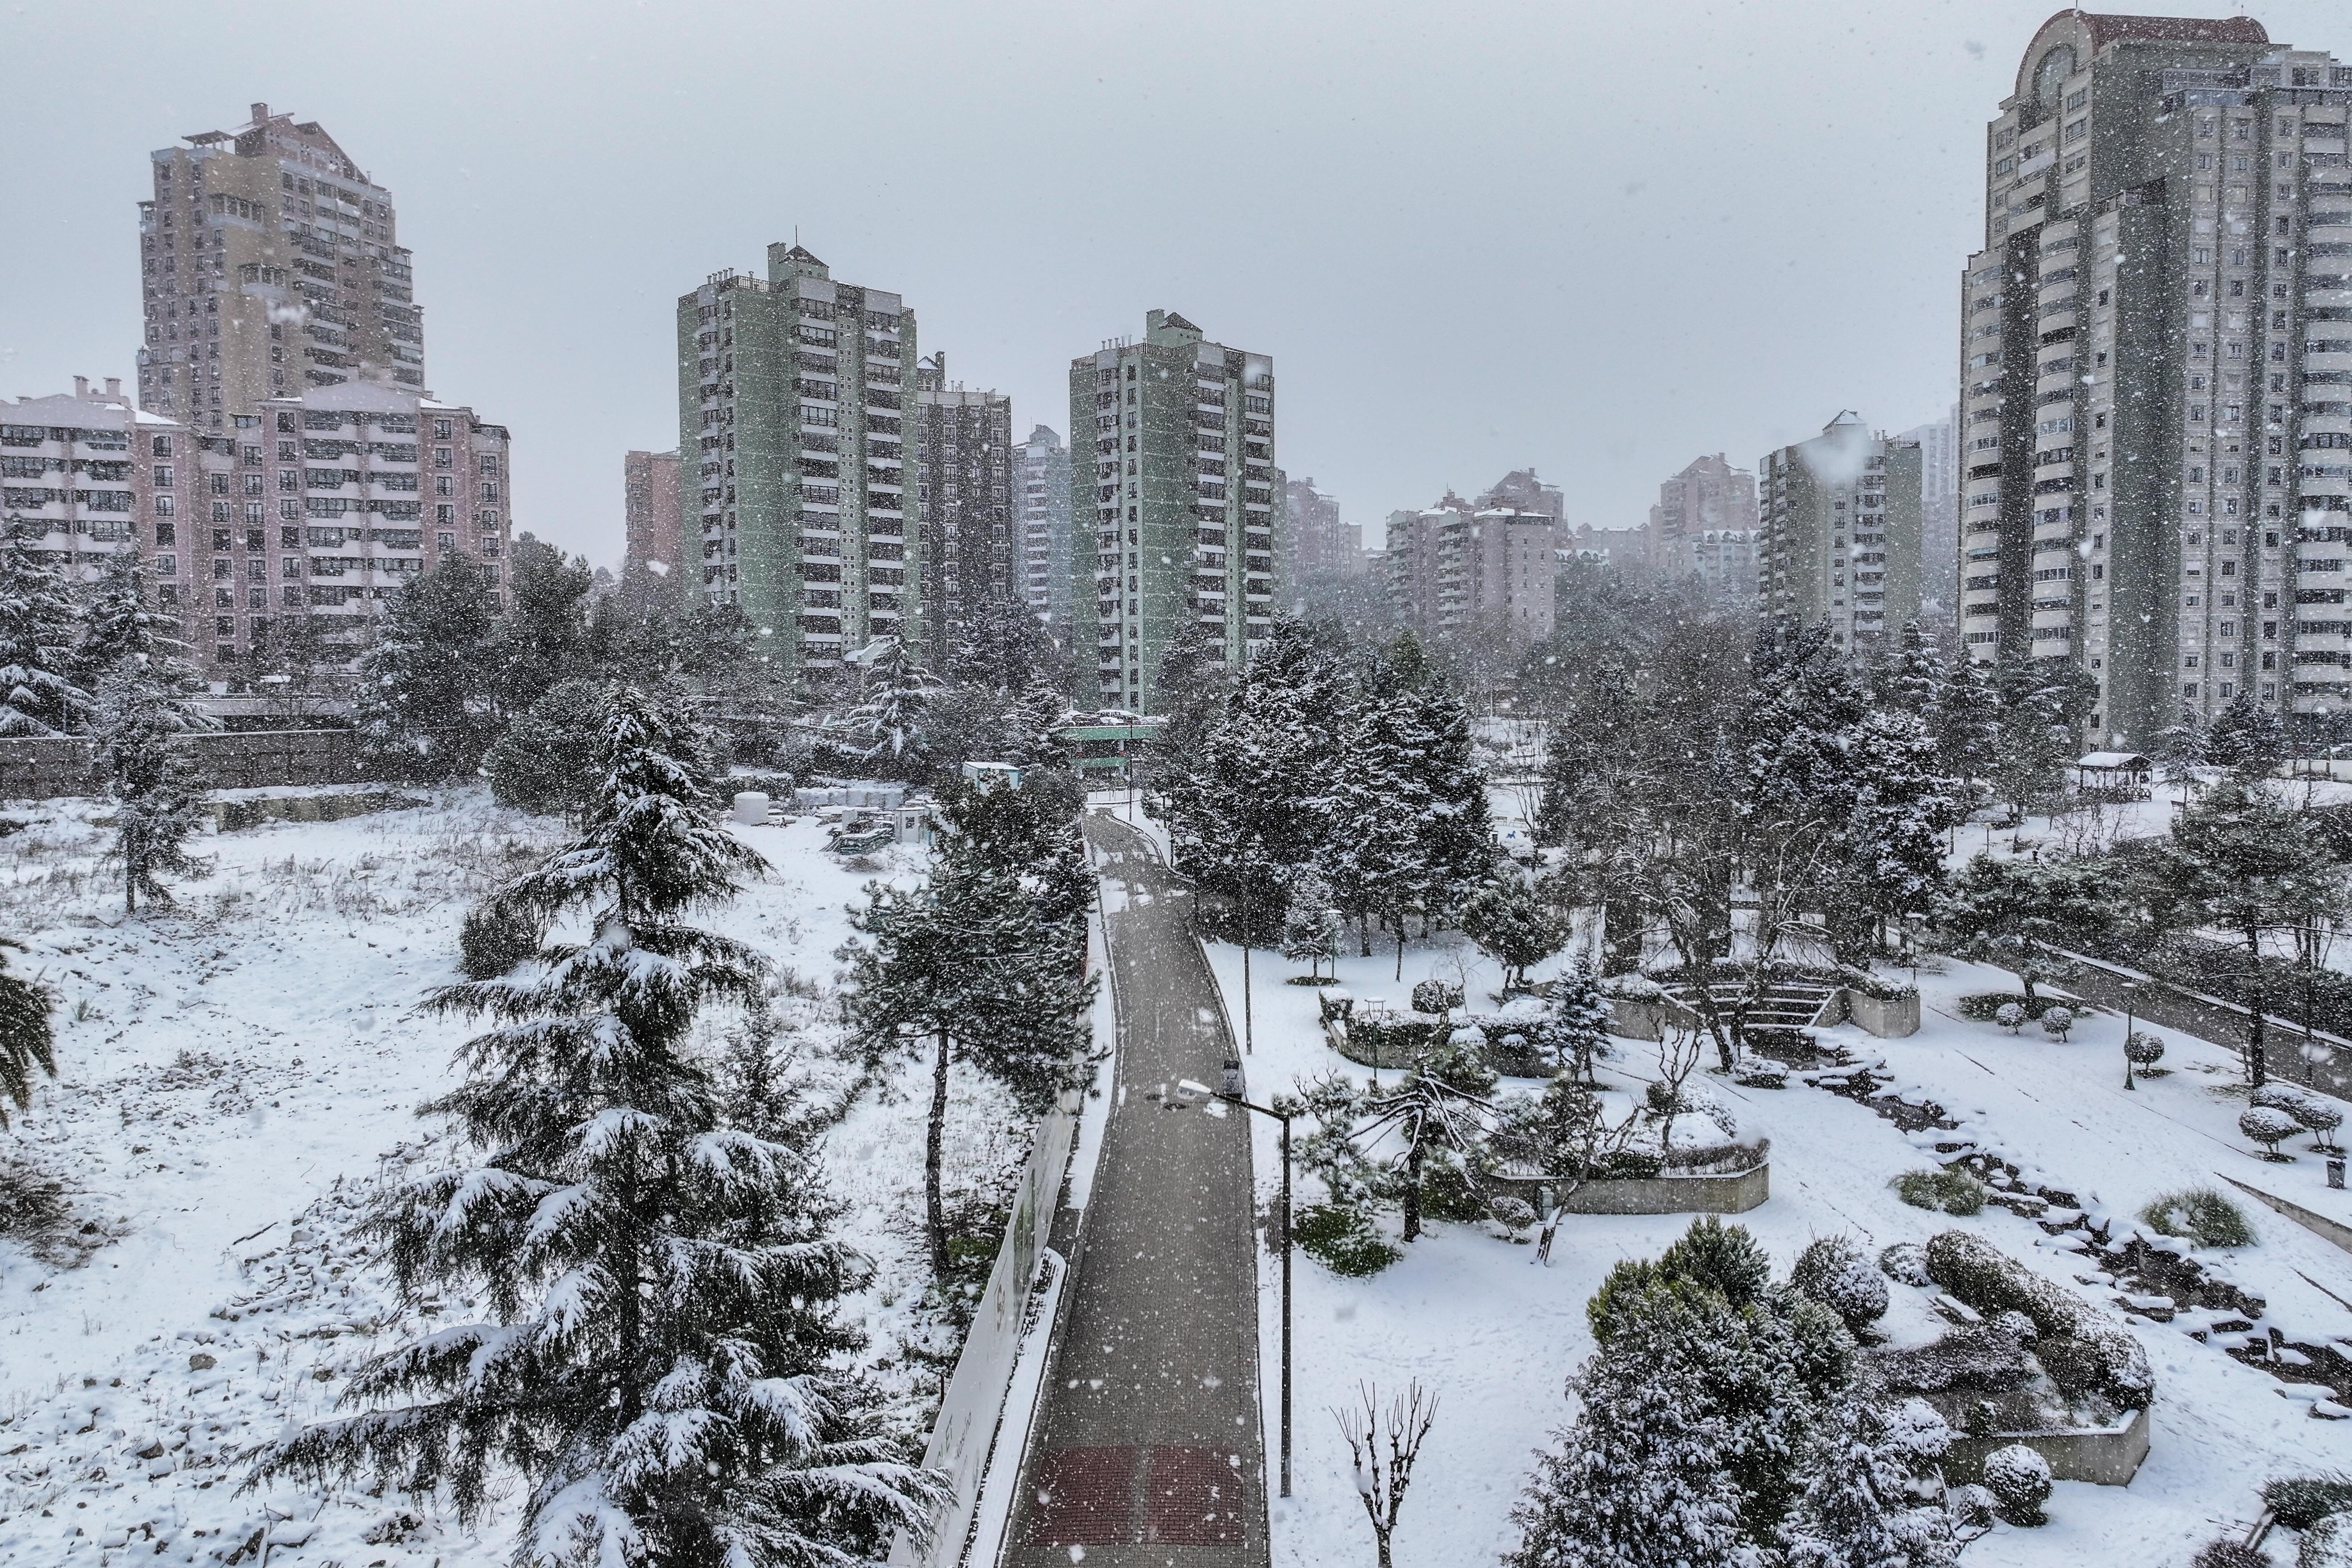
[2,393,131,429]
[2076,751,2152,770]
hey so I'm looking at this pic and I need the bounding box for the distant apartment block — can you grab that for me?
[913,356,1014,668]
[1282,476,1362,580]
[136,104,424,430]
[1895,412,1957,610]
[4,376,508,681]
[1478,468,1565,520]
[1757,411,1922,647]
[622,449,683,599]
[1962,12,2352,742]
[678,245,915,689]
[1386,493,1557,645]
[1070,310,1277,713]
[1013,424,1074,625]
[1649,453,1758,576]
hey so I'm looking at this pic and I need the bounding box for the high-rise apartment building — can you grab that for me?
[1757,412,1923,648]
[679,245,915,690]
[622,449,684,602]
[912,355,1014,667]
[1962,13,2352,743]
[1895,412,1959,610]
[1478,468,1565,521]
[4,376,507,681]
[1013,424,1074,625]
[1282,476,1363,580]
[1069,310,1277,712]
[1650,454,1759,578]
[136,104,424,430]
[1384,497,1558,646]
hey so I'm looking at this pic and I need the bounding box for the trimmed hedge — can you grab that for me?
[1923,1230,2152,1410]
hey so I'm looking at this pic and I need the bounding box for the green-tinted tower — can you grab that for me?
[678,244,916,691]
[1069,310,1278,713]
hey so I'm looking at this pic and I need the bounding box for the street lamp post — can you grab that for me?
[1219,1059,1292,1499]
[2122,981,2139,1092]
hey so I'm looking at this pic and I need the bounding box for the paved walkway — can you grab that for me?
[1002,813,1268,1568]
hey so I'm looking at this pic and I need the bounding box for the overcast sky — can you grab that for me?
[4,0,2347,568]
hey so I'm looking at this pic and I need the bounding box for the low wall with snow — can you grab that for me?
[1941,1403,2150,1488]
[1492,1162,1770,1216]
[0,729,386,800]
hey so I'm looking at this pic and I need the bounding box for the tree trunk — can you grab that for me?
[1375,1526,1393,1568]
[1402,1137,1424,1241]
[1395,922,1406,984]
[2246,927,2269,1087]
[927,1026,951,1278]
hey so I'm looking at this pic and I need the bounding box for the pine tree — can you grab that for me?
[1874,621,1944,720]
[253,686,941,1566]
[1991,658,2094,813]
[1835,708,1959,959]
[1408,662,1494,921]
[0,515,90,736]
[1317,679,1435,974]
[0,939,56,1133]
[93,670,207,914]
[354,553,503,780]
[845,838,1095,1279]
[491,533,594,717]
[1460,874,1566,993]
[1548,953,1613,1080]
[1281,870,1343,981]
[2204,690,2288,780]
[846,637,933,774]
[72,547,190,695]
[1780,1394,1957,1568]
[1931,654,2000,796]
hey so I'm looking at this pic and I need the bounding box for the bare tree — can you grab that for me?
[1332,1380,1437,1568]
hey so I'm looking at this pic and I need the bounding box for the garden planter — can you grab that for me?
[1489,1162,1769,1216]
[1842,989,1920,1038]
[1940,1404,2149,1487]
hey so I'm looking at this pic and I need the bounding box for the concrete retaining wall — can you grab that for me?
[1845,990,1920,1038]
[0,729,384,800]
[1941,1403,2150,1488]
[1492,1163,1770,1216]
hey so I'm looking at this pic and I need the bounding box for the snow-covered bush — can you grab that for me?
[1878,1241,1932,1287]
[1731,1054,1788,1088]
[2125,1030,2167,1068]
[2295,1098,2347,1152]
[2254,1082,2317,1116]
[1293,1201,1400,1277]
[1980,1443,2052,1525]
[2038,1004,2075,1041]
[2140,1188,2256,1249]
[1410,977,1464,1017]
[1992,1309,2038,1342]
[1944,1484,1996,1531]
[1790,1235,1889,1338]
[1488,1196,1538,1232]
[1923,1230,2152,1410]
[2242,1105,2303,1160]
[2190,1540,2271,1568]
[1872,1325,2039,1394]
[2263,1472,2352,1530]
[1895,1166,1986,1215]
[1994,1001,2026,1033]
[2307,1514,2352,1568]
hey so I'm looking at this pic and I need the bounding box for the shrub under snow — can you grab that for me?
[1789,1235,1888,1338]
[1980,1443,2052,1526]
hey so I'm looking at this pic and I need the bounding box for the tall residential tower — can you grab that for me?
[678,245,915,690]
[1758,412,1923,648]
[911,355,1014,668]
[136,105,424,429]
[1069,311,1276,712]
[1961,13,2352,742]
[1014,424,1074,625]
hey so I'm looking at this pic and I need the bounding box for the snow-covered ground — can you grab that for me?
[0,789,1022,1565]
[1205,931,2352,1568]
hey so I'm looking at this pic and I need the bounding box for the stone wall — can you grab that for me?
[0,730,385,801]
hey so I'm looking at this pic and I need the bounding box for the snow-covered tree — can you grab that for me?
[1281,869,1343,980]
[0,939,55,1133]
[72,547,192,696]
[844,837,1094,1278]
[354,553,503,780]
[2203,690,2288,780]
[1991,658,2094,813]
[254,686,941,1566]
[1874,621,1944,720]
[490,532,594,717]
[92,670,207,914]
[1548,954,1613,1080]
[0,515,90,735]
[1780,1395,1957,1568]
[847,636,933,773]
[1931,654,2000,805]
[1936,850,2121,1002]
[1319,674,1439,975]
[1461,874,1567,993]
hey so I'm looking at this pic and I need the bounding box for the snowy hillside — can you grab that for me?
[0,791,1021,1565]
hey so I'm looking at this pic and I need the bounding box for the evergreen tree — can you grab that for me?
[845,841,1095,1279]
[1990,658,2093,813]
[1874,621,1944,720]
[1548,954,1613,1080]
[482,678,608,819]
[72,547,190,695]
[1317,677,1435,974]
[1781,1395,1957,1568]
[255,686,940,1566]
[1406,659,1494,920]
[1836,708,1960,958]
[1281,870,1344,981]
[92,669,208,913]
[1931,653,2000,804]
[354,553,503,780]
[0,938,56,1133]
[2203,690,2288,780]
[492,533,594,716]
[1461,874,1567,992]
[846,637,933,775]
[0,515,90,735]
[1936,850,2123,1002]
[946,591,1059,694]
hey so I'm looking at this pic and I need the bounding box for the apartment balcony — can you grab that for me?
[2308,285,2352,311]
[2308,351,2352,377]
